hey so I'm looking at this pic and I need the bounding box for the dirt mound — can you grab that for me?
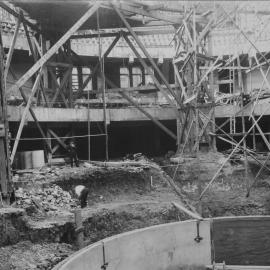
[168,151,233,183]
[14,185,77,215]
[0,241,74,270]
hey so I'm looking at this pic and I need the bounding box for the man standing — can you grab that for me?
[67,140,79,167]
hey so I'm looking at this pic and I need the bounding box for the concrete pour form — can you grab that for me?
[53,216,270,270]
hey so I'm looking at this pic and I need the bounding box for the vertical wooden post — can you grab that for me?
[66,40,73,108]
[41,35,49,106]
[87,79,91,161]
[74,209,84,249]
[193,6,202,216]
[237,55,249,191]
[249,58,256,151]
[4,16,21,82]
[77,66,83,90]
[97,8,109,161]
[207,29,217,152]
[47,129,52,164]
[0,30,11,200]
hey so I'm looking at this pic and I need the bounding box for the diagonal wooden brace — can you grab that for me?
[113,4,181,105]
[8,3,99,94]
[10,69,43,164]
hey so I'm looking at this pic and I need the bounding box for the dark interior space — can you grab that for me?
[9,120,177,161]
[215,115,270,152]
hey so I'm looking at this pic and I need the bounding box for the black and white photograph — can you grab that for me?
[1,0,270,269]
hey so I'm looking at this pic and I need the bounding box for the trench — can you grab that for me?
[0,162,188,269]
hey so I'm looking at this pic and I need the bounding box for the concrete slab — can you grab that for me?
[7,106,176,122]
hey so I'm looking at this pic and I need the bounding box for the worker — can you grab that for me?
[74,185,89,208]
[67,140,79,167]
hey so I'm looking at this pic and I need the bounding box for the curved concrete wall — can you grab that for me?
[53,216,270,270]
[53,220,212,270]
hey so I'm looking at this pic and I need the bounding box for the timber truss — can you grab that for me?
[1,1,270,204]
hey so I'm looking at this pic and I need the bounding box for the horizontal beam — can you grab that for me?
[91,84,177,94]
[102,2,208,25]
[102,2,181,24]
[7,106,176,123]
[46,62,72,68]
[71,28,174,39]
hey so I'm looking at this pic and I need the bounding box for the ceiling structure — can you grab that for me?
[8,0,189,38]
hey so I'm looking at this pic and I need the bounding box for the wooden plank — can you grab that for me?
[46,62,72,68]
[0,41,9,193]
[123,35,179,117]
[213,217,270,265]
[183,19,194,46]
[21,13,36,62]
[103,2,207,24]
[52,131,71,154]
[9,67,51,152]
[0,38,11,195]
[192,108,214,151]
[75,35,120,99]
[10,70,43,164]
[4,15,21,81]
[8,3,99,94]
[207,264,270,270]
[105,2,182,24]
[71,27,174,39]
[49,68,71,107]
[48,129,68,150]
[200,105,270,199]
[91,83,177,94]
[0,3,40,33]
[119,91,177,140]
[197,56,222,88]
[173,64,188,100]
[249,65,270,118]
[172,201,202,220]
[114,5,180,105]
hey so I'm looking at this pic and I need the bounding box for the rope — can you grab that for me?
[10,133,106,141]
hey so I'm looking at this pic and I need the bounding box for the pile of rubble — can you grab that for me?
[15,185,77,213]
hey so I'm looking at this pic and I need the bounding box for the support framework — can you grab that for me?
[3,1,270,203]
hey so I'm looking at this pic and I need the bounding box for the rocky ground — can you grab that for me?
[1,152,270,270]
[0,241,74,270]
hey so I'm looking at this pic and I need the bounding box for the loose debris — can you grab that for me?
[0,241,74,270]
[14,185,77,214]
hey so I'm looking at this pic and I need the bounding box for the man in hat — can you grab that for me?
[67,140,79,167]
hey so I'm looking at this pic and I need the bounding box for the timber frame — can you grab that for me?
[2,1,270,204]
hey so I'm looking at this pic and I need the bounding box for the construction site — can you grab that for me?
[2,0,270,269]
